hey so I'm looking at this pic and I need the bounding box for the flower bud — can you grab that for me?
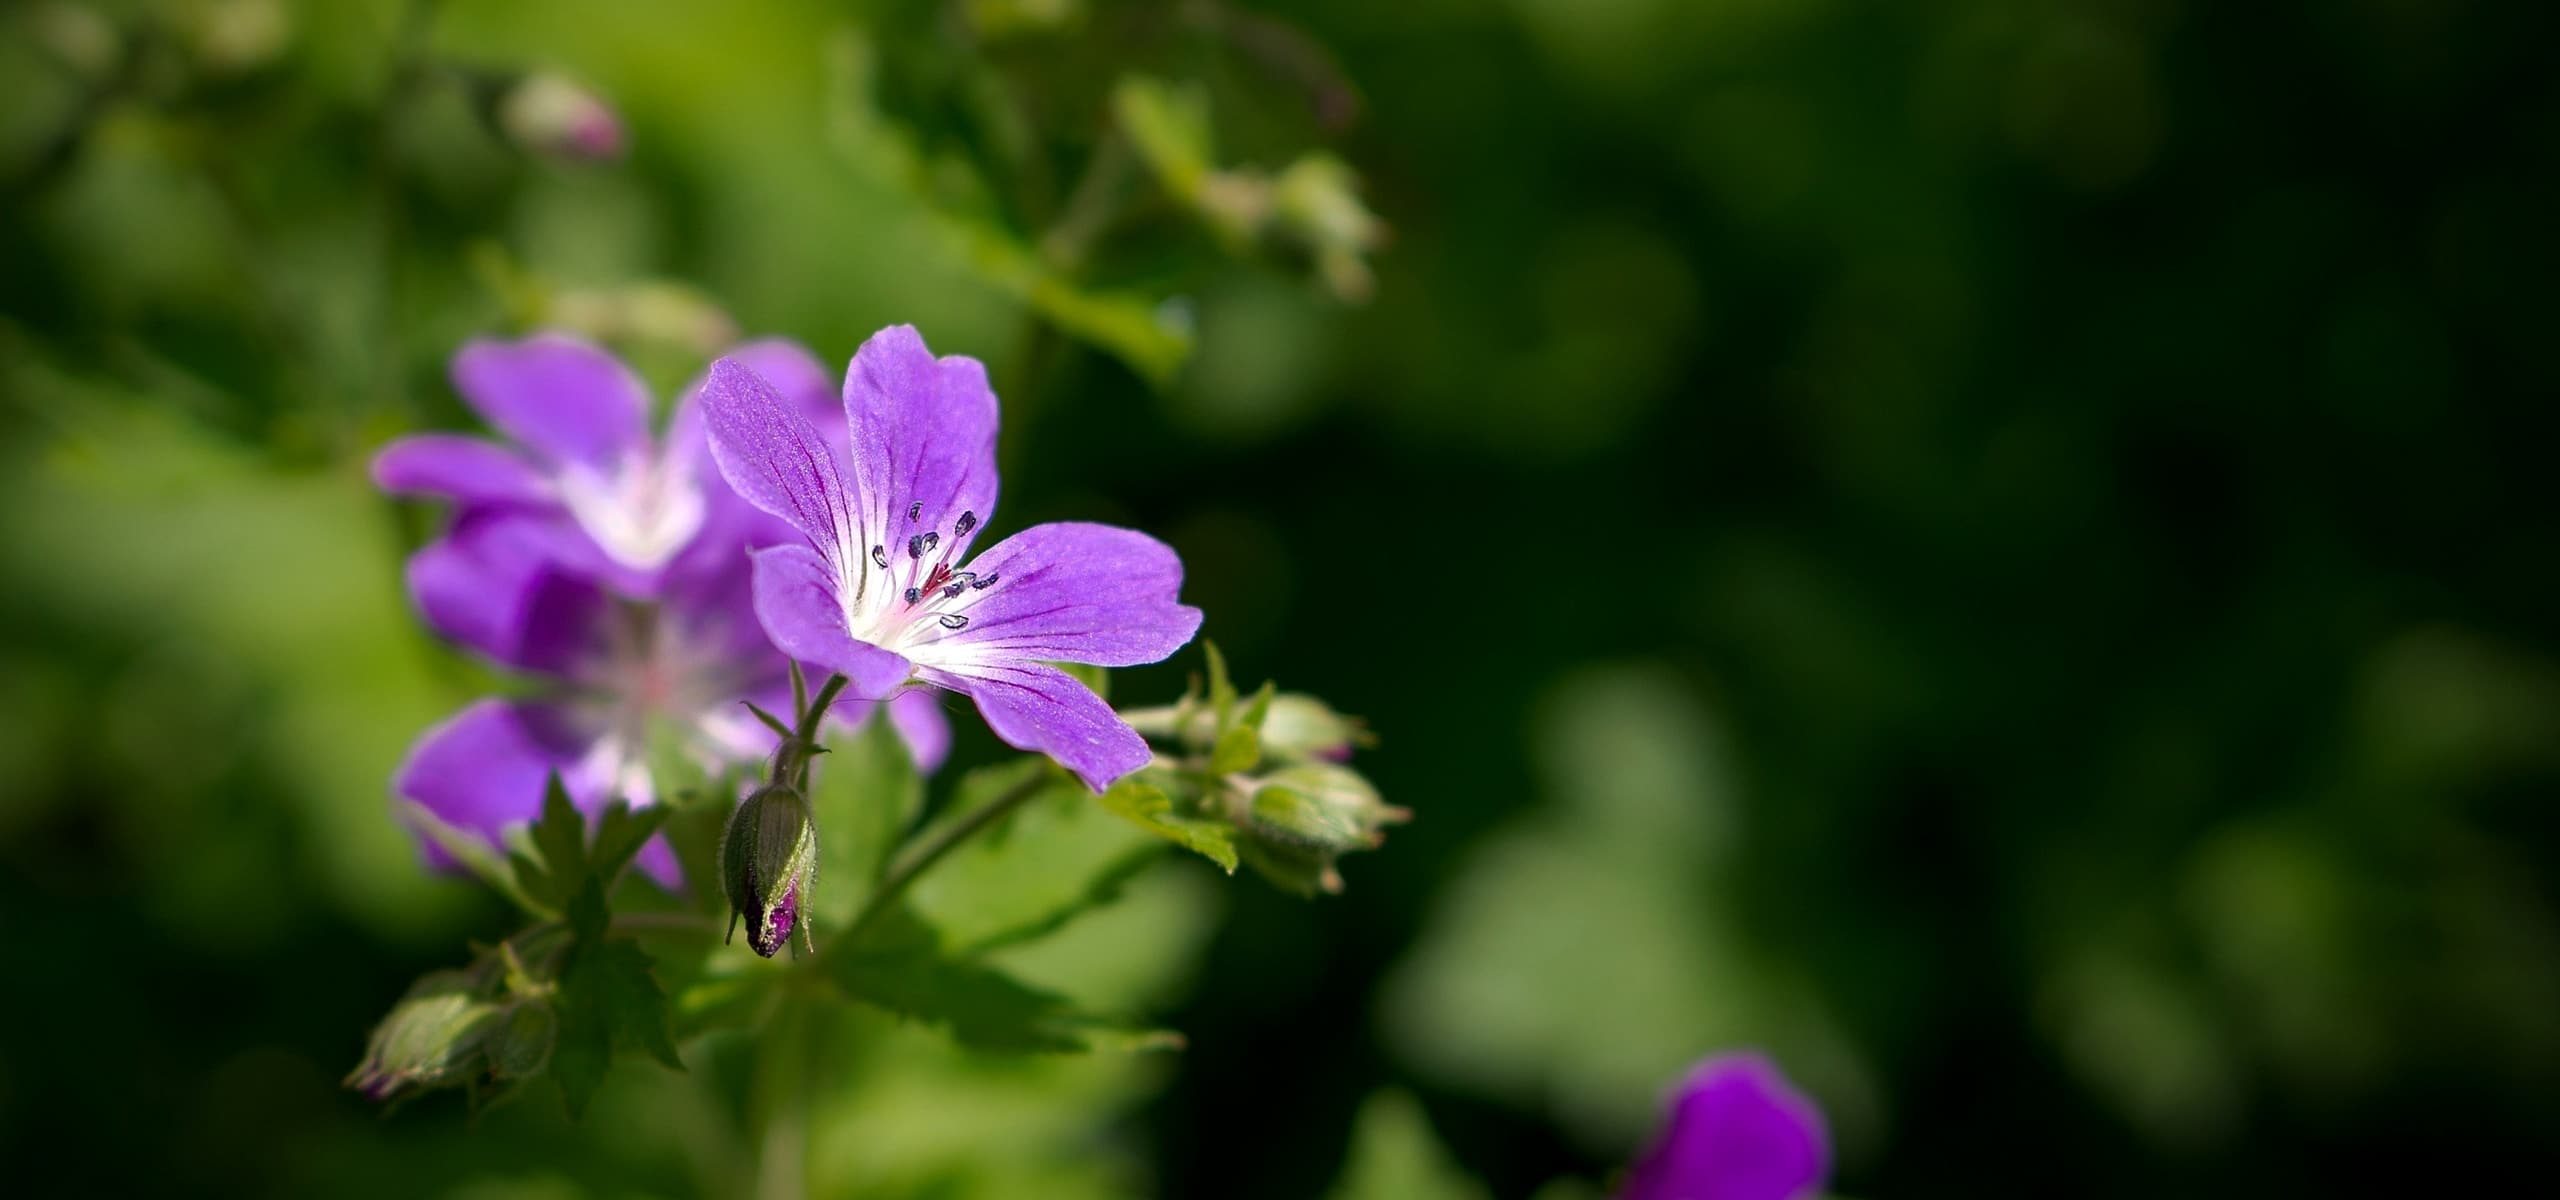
[486,999,559,1079]
[1232,763,1407,895]
[720,783,818,958]
[499,72,626,163]
[1257,693,1372,762]
[345,969,501,1103]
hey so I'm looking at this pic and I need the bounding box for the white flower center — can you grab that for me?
[839,504,999,662]
[556,450,705,572]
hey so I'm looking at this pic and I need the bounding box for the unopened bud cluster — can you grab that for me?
[1121,646,1403,895]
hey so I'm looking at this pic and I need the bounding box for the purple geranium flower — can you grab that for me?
[697,324,1203,792]
[1621,1054,1829,1200]
[379,335,950,884]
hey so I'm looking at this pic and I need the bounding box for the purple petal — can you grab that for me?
[700,357,859,568]
[394,698,601,863]
[749,543,913,697]
[1620,1055,1829,1200]
[450,334,651,470]
[920,521,1201,668]
[920,660,1148,791]
[405,511,607,676]
[843,325,1001,571]
[669,338,840,481]
[372,435,551,506]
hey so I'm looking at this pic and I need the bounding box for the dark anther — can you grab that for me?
[920,531,939,554]
[903,587,921,604]
[907,535,924,559]
[870,545,888,569]
[937,613,970,630]
[955,510,977,536]
[942,583,966,599]
[971,572,999,590]
[908,501,921,522]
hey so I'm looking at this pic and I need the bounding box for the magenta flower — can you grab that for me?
[379,335,950,885]
[1621,1054,1829,1200]
[698,324,1203,792]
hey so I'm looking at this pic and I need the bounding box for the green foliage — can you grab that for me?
[1327,1091,1490,1200]
[1098,775,1239,874]
[553,938,684,1116]
[812,710,927,921]
[353,777,684,1117]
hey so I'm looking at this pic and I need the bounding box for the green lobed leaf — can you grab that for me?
[553,938,684,1117]
[588,801,671,887]
[1098,777,1239,874]
[530,773,589,903]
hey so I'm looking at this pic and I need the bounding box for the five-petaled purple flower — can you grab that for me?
[376,335,948,885]
[1620,1054,1829,1200]
[699,324,1203,792]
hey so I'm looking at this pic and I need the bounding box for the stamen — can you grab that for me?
[971,572,999,590]
[907,534,924,559]
[870,545,888,569]
[938,613,969,630]
[955,510,977,537]
[942,583,965,599]
[903,587,921,604]
[908,501,921,522]
[920,531,939,554]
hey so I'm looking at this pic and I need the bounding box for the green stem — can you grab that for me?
[837,769,1054,947]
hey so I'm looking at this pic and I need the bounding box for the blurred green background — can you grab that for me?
[5,0,2558,1196]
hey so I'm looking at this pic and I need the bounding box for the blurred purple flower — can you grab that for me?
[1620,1054,1829,1200]
[699,324,1203,792]
[378,336,950,885]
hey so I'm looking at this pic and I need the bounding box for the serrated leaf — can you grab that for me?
[1210,723,1262,775]
[566,875,610,945]
[553,938,684,1117]
[1098,778,1238,873]
[530,774,588,903]
[400,801,551,917]
[508,849,555,913]
[823,907,1179,1054]
[589,801,671,886]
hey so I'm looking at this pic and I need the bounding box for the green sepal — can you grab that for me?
[1098,776,1238,873]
